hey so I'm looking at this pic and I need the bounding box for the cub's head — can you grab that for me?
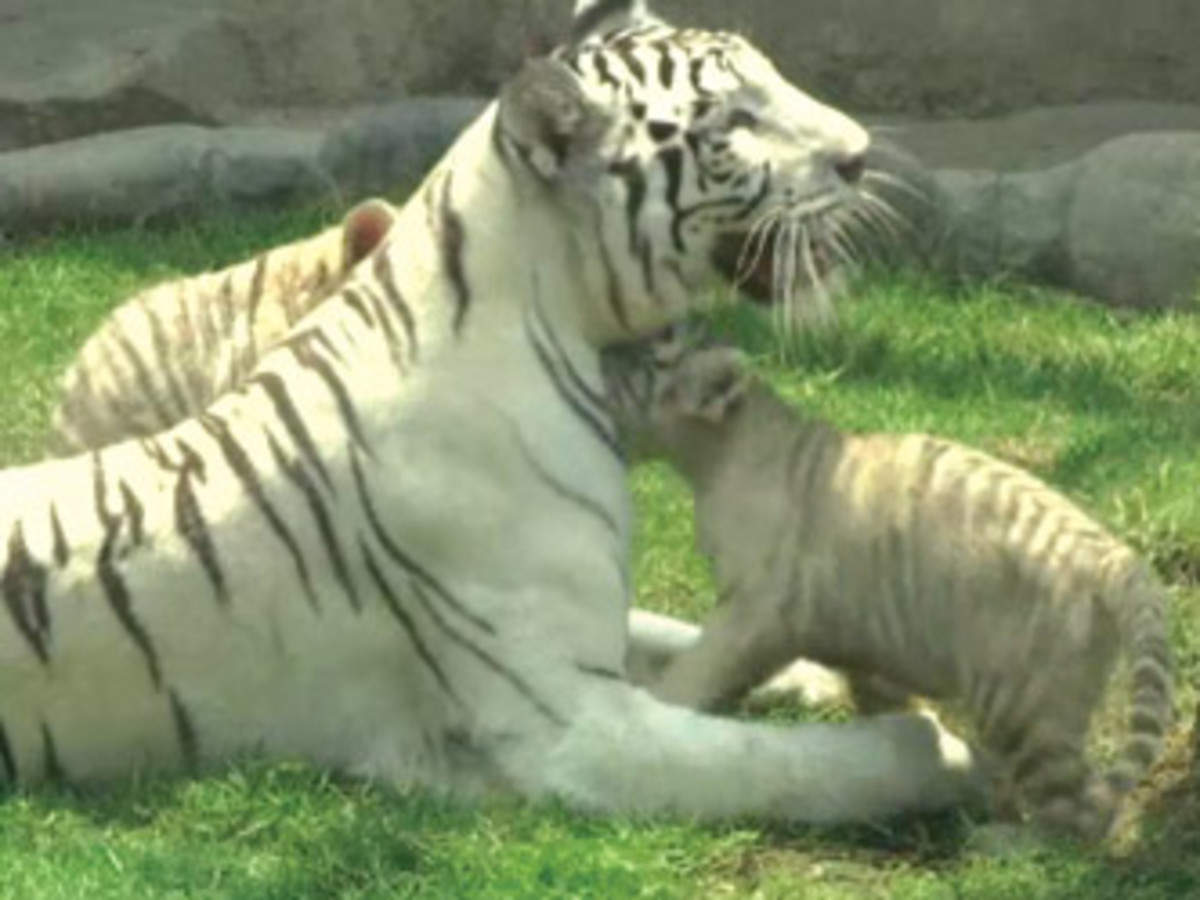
[495,0,873,337]
[602,329,752,464]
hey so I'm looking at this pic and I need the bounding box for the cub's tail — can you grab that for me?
[1104,562,1174,796]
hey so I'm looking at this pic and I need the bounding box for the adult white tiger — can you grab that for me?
[0,0,984,823]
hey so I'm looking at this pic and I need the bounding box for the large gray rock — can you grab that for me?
[1067,133,1200,309]
[0,96,482,232]
[930,165,1078,285]
[0,124,329,230]
[922,131,1200,310]
[5,1,1200,152]
[0,0,563,153]
[318,98,488,199]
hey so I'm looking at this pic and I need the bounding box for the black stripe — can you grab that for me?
[40,722,66,784]
[111,323,175,429]
[361,541,462,705]
[592,50,620,88]
[617,44,646,83]
[409,579,566,727]
[217,274,237,333]
[638,238,656,295]
[341,286,376,328]
[141,298,191,416]
[351,456,564,724]
[592,201,634,333]
[438,174,472,335]
[577,663,623,680]
[266,433,360,612]
[169,689,200,771]
[197,413,319,612]
[288,340,373,457]
[531,300,610,413]
[0,720,15,783]
[118,479,145,547]
[3,520,50,666]
[245,253,270,359]
[658,146,686,252]
[608,159,647,256]
[93,454,162,689]
[348,449,495,635]
[49,504,69,567]
[570,0,634,42]
[373,250,419,362]
[495,407,620,536]
[173,438,229,609]
[358,284,408,375]
[248,371,333,491]
[731,163,773,221]
[525,306,624,464]
[655,42,675,87]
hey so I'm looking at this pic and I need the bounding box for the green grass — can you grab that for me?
[2,208,1200,897]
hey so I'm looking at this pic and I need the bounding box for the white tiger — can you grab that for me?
[602,336,1173,836]
[0,0,985,824]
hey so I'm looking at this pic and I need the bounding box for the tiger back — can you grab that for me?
[604,341,1173,837]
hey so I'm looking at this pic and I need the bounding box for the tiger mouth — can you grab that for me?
[709,225,837,306]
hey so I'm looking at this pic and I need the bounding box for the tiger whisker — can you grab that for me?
[862,168,932,207]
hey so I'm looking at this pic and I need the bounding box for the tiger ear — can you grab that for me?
[571,0,658,42]
[497,57,611,180]
[677,348,752,424]
[342,198,396,267]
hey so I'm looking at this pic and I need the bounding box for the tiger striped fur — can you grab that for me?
[602,339,1173,837]
[46,198,400,457]
[0,1,987,824]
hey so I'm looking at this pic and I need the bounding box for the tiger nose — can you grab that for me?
[833,152,866,185]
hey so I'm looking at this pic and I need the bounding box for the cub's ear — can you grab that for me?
[498,57,610,180]
[342,198,397,267]
[676,348,752,424]
[571,0,658,43]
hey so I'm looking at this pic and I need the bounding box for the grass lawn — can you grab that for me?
[0,205,1199,898]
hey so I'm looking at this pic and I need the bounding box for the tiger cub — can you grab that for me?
[46,198,399,456]
[603,340,1173,837]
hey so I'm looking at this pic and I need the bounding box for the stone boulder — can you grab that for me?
[923,132,1200,309]
[0,125,329,230]
[318,98,488,199]
[1067,133,1200,308]
[0,0,563,153]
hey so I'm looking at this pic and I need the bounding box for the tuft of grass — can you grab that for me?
[1,211,1200,896]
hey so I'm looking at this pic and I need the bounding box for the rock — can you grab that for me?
[318,98,488,200]
[0,124,329,231]
[1066,133,1200,309]
[929,164,1078,285]
[0,0,564,153]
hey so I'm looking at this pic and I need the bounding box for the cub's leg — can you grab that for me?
[649,599,802,712]
[975,670,1112,837]
[626,607,848,707]
[845,669,917,715]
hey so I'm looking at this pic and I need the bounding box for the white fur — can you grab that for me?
[0,13,983,824]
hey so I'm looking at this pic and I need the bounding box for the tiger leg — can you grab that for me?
[979,675,1113,838]
[524,672,986,824]
[845,669,916,715]
[650,600,809,712]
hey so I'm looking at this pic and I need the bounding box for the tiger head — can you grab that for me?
[494,0,874,338]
